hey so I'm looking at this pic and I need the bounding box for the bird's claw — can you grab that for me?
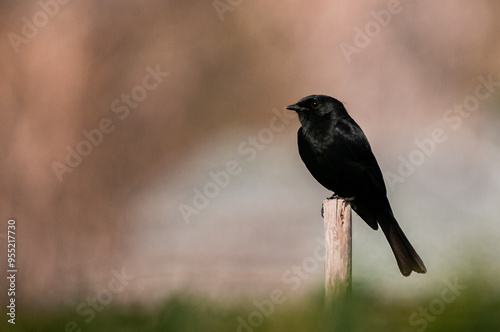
[326,194,355,202]
[327,194,340,200]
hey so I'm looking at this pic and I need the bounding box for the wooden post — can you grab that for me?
[323,198,352,305]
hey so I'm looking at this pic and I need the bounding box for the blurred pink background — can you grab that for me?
[1,0,499,306]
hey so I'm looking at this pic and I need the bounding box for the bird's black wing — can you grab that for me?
[333,118,387,198]
[327,118,391,230]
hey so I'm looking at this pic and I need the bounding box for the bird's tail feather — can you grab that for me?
[379,216,427,277]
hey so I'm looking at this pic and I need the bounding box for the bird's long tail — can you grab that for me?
[379,216,427,277]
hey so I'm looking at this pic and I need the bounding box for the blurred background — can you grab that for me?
[1,0,500,328]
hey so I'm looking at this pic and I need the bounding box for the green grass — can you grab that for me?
[12,275,500,332]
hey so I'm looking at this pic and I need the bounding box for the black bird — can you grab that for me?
[286,95,426,276]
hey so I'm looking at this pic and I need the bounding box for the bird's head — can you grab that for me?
[286,95,348,126]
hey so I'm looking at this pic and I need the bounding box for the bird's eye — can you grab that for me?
[311,100,319,109]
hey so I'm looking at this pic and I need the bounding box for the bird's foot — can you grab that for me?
[326,194,355,202]
[326,194,340,200]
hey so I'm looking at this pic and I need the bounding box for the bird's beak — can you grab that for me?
[286,104,304,112]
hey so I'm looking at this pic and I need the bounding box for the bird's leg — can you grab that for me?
[326,193,340,200]
[326,193,355,201]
